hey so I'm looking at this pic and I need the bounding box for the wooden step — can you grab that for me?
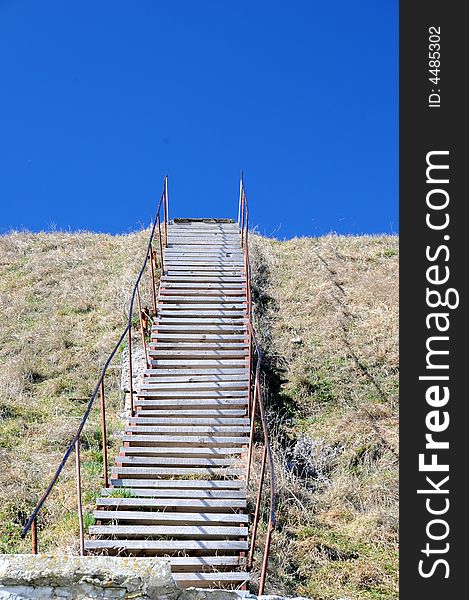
[159,289,246,297]
[84,539,248,551]
[119,446,245,456]
[158,296,246,304]
[160,283,246,289]
[112,466,244,477]
[155,311,247,318]
[89,525,248,538]
[142,369,248,377]
[116,456,237,466]
[173,572,249,588]
[153,325,247,331]
[161,277,246,283]
[150,333,247,341]
[136,389,248,399]
[93,511,249,525]
[135,398,248,408]
[121,435,248,447]
[104,489,246,500]
[148,360,248,368]
[142,375,247,384]
[108,478,245,489]
[128,417,247,426]
[168,556,243,570]
[139,380,247,390]
[124,425,250,434]
[148,347,247,364]
[96,498,247,509]
[148,345,248,353]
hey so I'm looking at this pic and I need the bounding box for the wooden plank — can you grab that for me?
[136,390,248,398]
[119,446,245,455]
[147,351,247,360]
[116,456,236,466]
[120,434,248,446]
[142,374,247,383]
[172,572,249,585]
[150,334,247,341]
[148,360,248,368]
[96,498,246,509]
[153,325,247,331]
[159,289,246,297]
[138,382,247,391]
[128,417,247,426]
[103,487,246,498]
[142,368,248,376]
[160,283,246,289]
[167,556,242,567]
[108,478,245,489]
[101,490,246,500]
[135,398,248,407]
[93,511,249,524]
[135,396,247,405]
[158,296,246,304]
[154,313,247,319]
[124,425,250,434]
[161,277,246,283]
[84,540,248,551]
[147,344,248,352]
[89,525,248,537]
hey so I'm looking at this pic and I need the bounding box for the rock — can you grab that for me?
[0,555,178,600]
[0,555,317,600]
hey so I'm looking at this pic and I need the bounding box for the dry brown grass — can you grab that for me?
[248,234,398,599]
[0,229,152,553]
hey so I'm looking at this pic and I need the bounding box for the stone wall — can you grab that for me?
[0,555,313,600]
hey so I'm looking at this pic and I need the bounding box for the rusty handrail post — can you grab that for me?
[149,248,158,315]
[164,176,169,247]
[240,193,245,247]
[157,214,165,275]
[99,379,108,488]
[127,327,134,417]
[31,518,37,554]
[136,284,149,368]
[75,438,85,556]
[259,522,274,594]
[246,373,259,483]
[248,445,267,569]
[237,171,243,225]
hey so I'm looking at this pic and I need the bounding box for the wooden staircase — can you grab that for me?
[85,219,251,590]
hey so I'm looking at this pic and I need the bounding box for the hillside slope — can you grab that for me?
[0,231,398,599]
[250,234,398,599]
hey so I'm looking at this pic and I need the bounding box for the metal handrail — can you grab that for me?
[21,176,169,552]
[239,175,276,595]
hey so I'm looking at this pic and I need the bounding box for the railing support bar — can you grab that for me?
[31,518,37,555]
[259,522,274,595]
[149,250,158,315]
[100,380,108,488]
[136,285,149,368]
[75,438,85,556]
[248,445,267,569]
[157,214,165,275]
[164,176,169,247]
[127,328,134,416]
[246,374,259,483]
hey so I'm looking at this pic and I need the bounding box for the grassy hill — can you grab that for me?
[0,230,398,599]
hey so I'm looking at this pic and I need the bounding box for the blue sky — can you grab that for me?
[0,1,398,238]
